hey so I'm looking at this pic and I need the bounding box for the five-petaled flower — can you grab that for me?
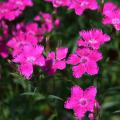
[45,0,70,8]
[64,85,97,119]
[78,29,110,49]
[68,0,98,15]
[103,2,120,30]
[13,45,45,79]
[67,48,102,78]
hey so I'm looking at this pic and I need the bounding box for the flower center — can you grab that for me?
[80,1,88,7]
[16,1,23,5]
[18,42,25,47]
[75,0,88,6]
[79,98,87,106]
[89,39,97,44]
[27,56,35,63]
[53,0,63,6]
[81,57,88,63]
[112,18,120,24]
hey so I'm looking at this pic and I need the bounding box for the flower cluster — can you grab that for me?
[7,12,61,79]
[34,12,60,33]
[45,0,70,8]
[0,0,33,21]
[67,29,110,78]
[64,86,98,119]
[103,2,120,30]
[68,0,98,15]
[45,0,98,15]
[7,22,45,79]
[78,29,110,50]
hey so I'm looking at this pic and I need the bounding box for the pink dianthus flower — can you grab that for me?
[78,29,110,49]
[45,0,70,8]
[103,2,120,30]
[103,2,117,16]
[68,0,98,15]
[42,48,68,75]
[67,48,102,78]
[7,31,38,57]
[64,85,97,119]
[13,45,45,79]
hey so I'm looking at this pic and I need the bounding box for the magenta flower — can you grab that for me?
[67,48,102,78]
[103,10,120,30]
[43,48,68,75]
[102,2,120,30]
[103,2,117,16]
[64,85,97,119]
[68,0,98,15]
[0,0,33,21]
[40,12,53,32]
[45,0,70,8]
[7,31,37,57]
[78,29,110,49]
[13,45,45,79]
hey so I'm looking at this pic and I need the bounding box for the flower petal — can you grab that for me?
[84,86,97,100]
[64,97,78,109]
[56,48,68,60]
[89,51,103,61]
[35,55,45,66]
[47,52,55,60]
[72,64,85,78]
[67,54,81,65]
[19,63,33,79]
[86,61,99,75]
[74,106,85,119]
[53,60,66,70]
[71,85,83,98]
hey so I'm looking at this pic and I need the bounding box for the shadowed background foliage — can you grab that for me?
[0,0,120,120]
